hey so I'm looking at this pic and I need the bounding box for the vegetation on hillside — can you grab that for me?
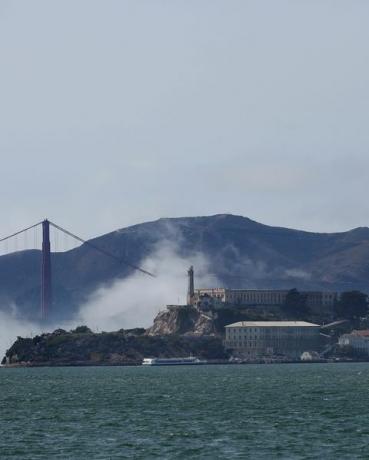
[281,289,310,319]
[2,327,228,366]
[334,291,369,321]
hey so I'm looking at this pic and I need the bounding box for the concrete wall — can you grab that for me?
[225,325,321,359]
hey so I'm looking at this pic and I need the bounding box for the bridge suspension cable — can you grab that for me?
[0,221,43,244]
[49,221,155,278]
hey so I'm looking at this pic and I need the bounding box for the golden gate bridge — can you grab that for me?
[0,219,154,320]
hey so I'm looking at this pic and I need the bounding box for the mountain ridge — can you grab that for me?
[0,214,368,321]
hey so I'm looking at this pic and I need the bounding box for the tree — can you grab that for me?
[334,291,368,320]
[71,325,92,334]
[282,288,310,319]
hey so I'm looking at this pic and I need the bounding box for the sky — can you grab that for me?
[1,0,369,241]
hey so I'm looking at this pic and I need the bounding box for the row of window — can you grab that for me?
[197,290,337,305]
[227,293,284,303]
[226,341,259,348]
[227,328,316,336]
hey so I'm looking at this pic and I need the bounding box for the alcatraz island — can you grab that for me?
[2,266,369,367]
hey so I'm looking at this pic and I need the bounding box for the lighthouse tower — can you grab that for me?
[187,266,194,305]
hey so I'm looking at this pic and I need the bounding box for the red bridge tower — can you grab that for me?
[41,219,52,320]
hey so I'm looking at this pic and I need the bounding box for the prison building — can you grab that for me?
[224,321,321,359]
[193,288,337,309]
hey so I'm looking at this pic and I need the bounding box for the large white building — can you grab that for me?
[224,321,321,359]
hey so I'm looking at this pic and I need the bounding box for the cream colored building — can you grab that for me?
[224,321,321,359]
[194,288,337,309]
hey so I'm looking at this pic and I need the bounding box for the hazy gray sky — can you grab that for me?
[1,0,369,239]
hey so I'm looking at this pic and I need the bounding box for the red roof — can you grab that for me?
[353,330,369,337]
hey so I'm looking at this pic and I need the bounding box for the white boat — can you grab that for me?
[142,357,206,366]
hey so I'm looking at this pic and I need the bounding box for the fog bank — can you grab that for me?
[76,241,218,331]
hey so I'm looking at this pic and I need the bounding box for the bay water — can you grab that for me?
[1,363,368,459]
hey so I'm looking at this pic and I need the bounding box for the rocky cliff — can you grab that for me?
[146,304,286,337]
[146,306,218,336]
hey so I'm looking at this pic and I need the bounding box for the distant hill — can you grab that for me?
[0,214,369,321]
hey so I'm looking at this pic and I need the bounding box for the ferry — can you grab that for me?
[142,357,206,366]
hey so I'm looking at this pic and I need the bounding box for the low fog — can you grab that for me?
[76,241,218,331]
[0,242,218,360]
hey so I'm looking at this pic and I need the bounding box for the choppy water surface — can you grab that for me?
[1,363,369,459]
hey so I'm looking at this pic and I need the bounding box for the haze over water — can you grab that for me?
[1,363,368,459]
